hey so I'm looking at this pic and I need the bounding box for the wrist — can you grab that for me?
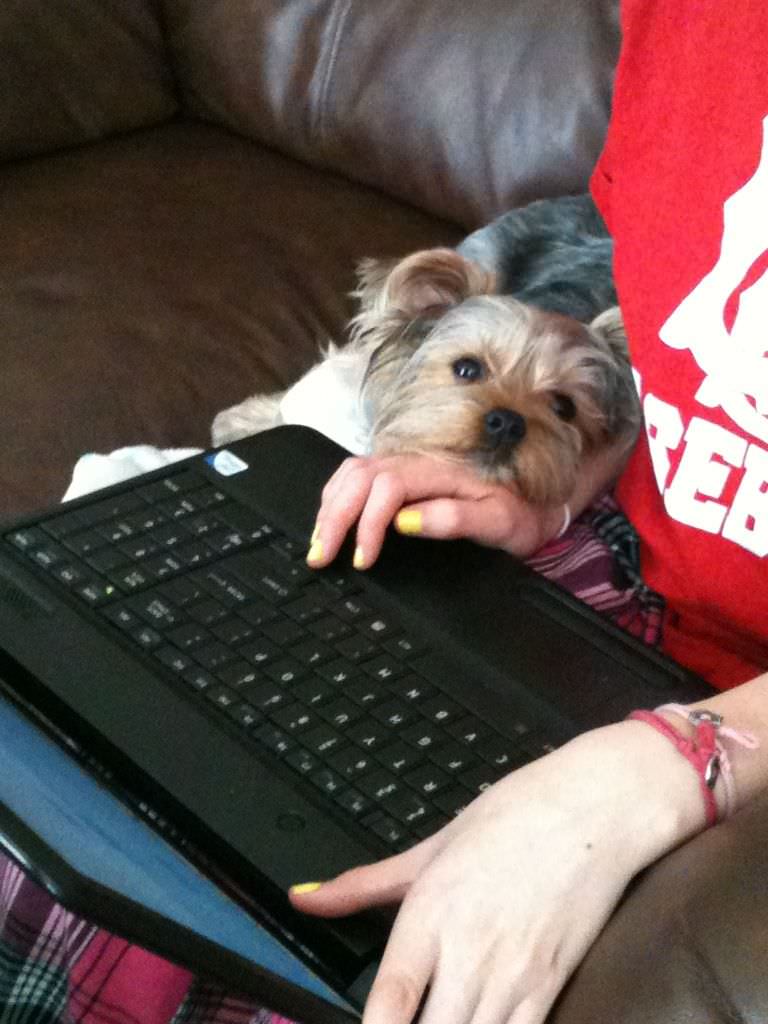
[566,721,708,871]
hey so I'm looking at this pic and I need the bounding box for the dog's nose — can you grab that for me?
[484,407,526,447]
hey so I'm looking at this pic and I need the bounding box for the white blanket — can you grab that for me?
[63,445,202,501]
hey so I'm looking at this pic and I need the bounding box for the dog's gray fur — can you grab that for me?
[458,194,614,321]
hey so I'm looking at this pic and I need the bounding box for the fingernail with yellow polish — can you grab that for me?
[291,882,322,895]
[353,546,366,570]
[310,522,320,545]
[395,510,422,535]
[306,539,323,564]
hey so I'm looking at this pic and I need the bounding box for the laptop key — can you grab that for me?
[404,763,451,797]
[363,654,405,684]
[64,529,109,557]
[348,718,389,751]
[167,623,211,650]
[155,646,193,673]
[358,770,401,803]
[388,674,437,704]
[240,637,281,666]
[253,723,293,756]
[239,680,288,711]
[307,615,352,644]
[309,768,345,796]
[429,743,478,774]
[375,741,425,775]
[263,658,307,686]
[345,677,388,708]
[335,635,378,662]
[334,788,372,817]
[194,641,236,670]
[131,625,162,650]
[53,563,89,588]
[187,599,229,626]
[84,546,128,574]
[130,594,182,628]
[103,603,141,631]
[182,666,215,692]
[419,695,465,726]
[401,720,445,752]
[75,580,118,606]
[329,746,377,780]
[216,660,258,689]
[385,791,433,827]
[205,685,238,710]
[447,716,494,748]
[383,634,429,660]
[433,786,474,818]
[269,703,318,734]
[478,736,529,772]
[332,596,371,622]
[227,702,261,729]
[291,675,335,707]
[363,813,409,847]
[303,724,345,757]
[7,526,48,552]
[211,616,255,646]
[461,764,500,795]
[318,697,360,730]
[285,748,318,775]
[261,617,307,646]
[290,638,335,667]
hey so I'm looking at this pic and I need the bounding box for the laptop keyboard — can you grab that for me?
[5,468,554,853]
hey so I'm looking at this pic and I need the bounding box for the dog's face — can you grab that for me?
[353,249,639,505]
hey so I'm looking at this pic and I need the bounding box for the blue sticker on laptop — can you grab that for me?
[204,450,249,476]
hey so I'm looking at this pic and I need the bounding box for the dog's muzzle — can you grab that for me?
[484,407,526,448]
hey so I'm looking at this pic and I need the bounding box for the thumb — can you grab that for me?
[288,842,433,919]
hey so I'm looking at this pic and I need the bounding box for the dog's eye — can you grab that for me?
[552,393,576,420]
[452,357,485,382]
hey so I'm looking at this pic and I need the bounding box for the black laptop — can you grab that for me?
[0,425,714,1021]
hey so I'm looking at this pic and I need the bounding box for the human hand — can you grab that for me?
[290,721,704,1024]
[306,453,566,570]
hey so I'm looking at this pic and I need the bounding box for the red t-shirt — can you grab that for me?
[591,0,768,689]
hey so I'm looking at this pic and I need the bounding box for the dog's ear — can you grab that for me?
[587,306,641,441]
[356,248,496,318]
[588,306,628,363]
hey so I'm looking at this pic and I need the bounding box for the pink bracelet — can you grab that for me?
[627,705,758,826]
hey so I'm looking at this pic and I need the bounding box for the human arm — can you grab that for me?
[290,674,768,1024]
[306,442,630,570]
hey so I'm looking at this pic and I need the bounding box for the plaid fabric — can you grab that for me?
[0,494,665,1024]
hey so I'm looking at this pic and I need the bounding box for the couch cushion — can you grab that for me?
[163,0,619,229]
[0,120,459,520]
[0,0,178,163]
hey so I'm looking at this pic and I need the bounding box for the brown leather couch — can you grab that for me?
[2,1,767,1020]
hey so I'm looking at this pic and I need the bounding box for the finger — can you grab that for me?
[416,957,482,1024]
[469,965,561,1024]
[503,983,560,1024]
[363,904,438,1024]
[289,841,435,918]
[352,468,411,569]
[307,458,377,567]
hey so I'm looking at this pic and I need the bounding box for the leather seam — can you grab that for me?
[315,0,353,154]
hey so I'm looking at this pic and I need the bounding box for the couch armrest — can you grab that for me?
[551,789,768,1022]
[0,0,178,163]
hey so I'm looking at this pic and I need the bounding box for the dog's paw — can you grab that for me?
[211,394,284,446]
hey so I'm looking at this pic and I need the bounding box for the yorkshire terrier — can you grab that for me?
[211,195,640,508]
